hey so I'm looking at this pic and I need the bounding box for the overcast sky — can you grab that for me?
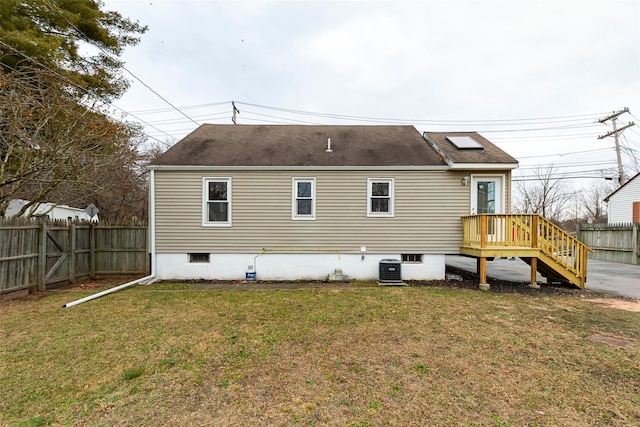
[104,0,640,185]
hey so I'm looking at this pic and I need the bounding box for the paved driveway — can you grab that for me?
[446,255,640,299]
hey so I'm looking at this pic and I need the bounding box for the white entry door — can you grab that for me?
[471,176,504,215]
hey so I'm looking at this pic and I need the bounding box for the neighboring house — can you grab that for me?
[5,199,98,222]
[604,172,640,224]
[149,125,518,281]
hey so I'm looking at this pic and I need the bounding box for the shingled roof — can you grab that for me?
[152,124,516,168]
[152,124,446,167]
[423,132,518,167]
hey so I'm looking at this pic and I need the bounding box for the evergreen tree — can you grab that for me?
[0,0,147,101]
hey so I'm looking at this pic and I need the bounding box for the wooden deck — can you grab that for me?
[461,214,594,289]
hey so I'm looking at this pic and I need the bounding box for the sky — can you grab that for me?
[103,0,640,187]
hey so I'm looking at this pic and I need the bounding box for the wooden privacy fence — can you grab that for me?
[577,223,640,265]
[0,218,148,294]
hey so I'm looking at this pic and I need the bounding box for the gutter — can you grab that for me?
[148,165,451,172]
[63,170,157,308]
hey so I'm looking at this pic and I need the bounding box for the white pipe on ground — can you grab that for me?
[63,170,158,308]
[62,275,156,308]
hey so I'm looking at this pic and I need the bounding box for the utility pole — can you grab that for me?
[232,101,240,124]
[598,108,635,186]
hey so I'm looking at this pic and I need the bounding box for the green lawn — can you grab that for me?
[1,284,639,426]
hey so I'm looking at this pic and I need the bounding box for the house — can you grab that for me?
[5,199,98,222]
[604,172,640,223]
[148,125,518,281]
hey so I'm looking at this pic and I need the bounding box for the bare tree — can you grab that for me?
[513,165,576,223]
[579,180,617,224]
[0,68,146,220]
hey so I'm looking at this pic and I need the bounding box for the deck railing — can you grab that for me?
[462,214,593,285]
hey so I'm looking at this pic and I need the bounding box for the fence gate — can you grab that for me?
[1,219,148,295]
[41,222,87,287]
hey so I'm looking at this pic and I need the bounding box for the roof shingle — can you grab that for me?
[152,124,516,168]
[423,132,518,165]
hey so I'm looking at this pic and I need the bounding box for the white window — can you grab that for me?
[367,178,394,217]
[203,177,231,226]
[292,177,316,220]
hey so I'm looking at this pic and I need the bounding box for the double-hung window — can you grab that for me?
[367,178,394,217]
[292,177,316,220]
[203,177,231,226]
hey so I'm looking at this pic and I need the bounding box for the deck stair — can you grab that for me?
[461,214,594,288]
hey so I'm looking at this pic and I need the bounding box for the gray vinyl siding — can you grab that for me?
[153,169,477,254]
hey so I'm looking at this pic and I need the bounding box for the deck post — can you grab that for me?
[478,257,489,290]
[530,215,538,249]
[480,215,487,249]
[529,257,540,289]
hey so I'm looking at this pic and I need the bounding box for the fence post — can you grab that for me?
[89,222,96,279]
[634,223,639,266]
[68,221,76,284]
[38,221,47,291]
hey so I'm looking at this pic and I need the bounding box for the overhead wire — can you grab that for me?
[240,109,325,125]
[234,101,606,125]
[517,160,618,170]
[489,132,599,141]
[128,100,231,115]
[517,147,613,159]
[3,20,630,178]
[0,40,177,146]
[144,110,229,125]
[40,0,200,128]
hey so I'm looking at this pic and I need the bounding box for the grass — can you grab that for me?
[1,284,639,426]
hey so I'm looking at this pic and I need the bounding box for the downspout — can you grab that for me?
[63,169,157,308]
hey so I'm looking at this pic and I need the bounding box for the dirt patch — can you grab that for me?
[55,275,144,291]
[587,334,634,347]
[586,298,640,312]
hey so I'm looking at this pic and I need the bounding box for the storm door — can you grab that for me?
[471,176,505,241]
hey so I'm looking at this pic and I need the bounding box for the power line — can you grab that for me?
[512,176,615,182]
[144,111,229,125]
[234,101,606,125]
[489,132,599,141]
[40,0,200,127]
[517,147,613,159]
[240,109,325,125]
[517,160,618,170]
[0,41,173,146]
[128,101,231,115]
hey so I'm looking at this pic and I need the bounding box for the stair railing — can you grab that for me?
[461,214,593,287]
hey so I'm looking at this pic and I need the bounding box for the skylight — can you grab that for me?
[446,136,483,149]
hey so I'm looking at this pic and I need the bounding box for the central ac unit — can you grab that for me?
[379,259,402,283]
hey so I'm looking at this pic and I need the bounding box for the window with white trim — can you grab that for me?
[367,178,394,217]
[203,177,231,226]
[292,177,316,220]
